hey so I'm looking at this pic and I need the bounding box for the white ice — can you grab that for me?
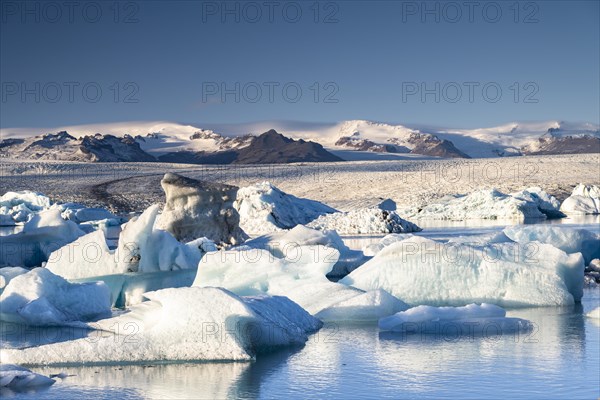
[341,234,585,307]
[241,225,367,277]
[233,182,337,234]
[362,233,415,256]
[0,267,29,290]
[503,225,600,264]
[378,303,533,335]
[194,244,407,321]
[0,287,322,365]
[560,184,600,215]
[0,209,85,268]
[0,364,55,390]
[0,191,51,225]
[307,208,421,234]
[398,189,549,221]
[586,307,600,319]
[0,268,111,326]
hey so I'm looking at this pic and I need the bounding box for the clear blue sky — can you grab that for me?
[1,0,598,129]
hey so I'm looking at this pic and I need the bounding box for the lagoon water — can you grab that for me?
[1,220,599,399]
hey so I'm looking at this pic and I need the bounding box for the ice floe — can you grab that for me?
[0,287,322,365]
[233,182,337,234]
[194,244,406,321]
[0,268,111,326]
[378,303,533,335]
[0,191,51,225]
[398,188,555,221]
[341,233,585,307]
[307,208,422,234]
[560,184,600,215]
[0,364,55,391]
[0,209,86,268]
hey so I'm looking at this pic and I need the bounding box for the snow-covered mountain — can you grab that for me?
[1,119,598,162]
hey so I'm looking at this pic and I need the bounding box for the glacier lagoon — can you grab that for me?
[1,289,598,399]
[1,222,599,399]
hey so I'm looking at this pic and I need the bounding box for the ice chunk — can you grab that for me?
[0,209,85,268]
[0,267,29,290]
[503,225,600,264]
[0,364,55,391]
[63,207,120,224]
[314,288,409,322]
[156,173,247,245]
[586,307,600,319]
[341,236,585,307]
[510,187,564,218]
[0,191,51,224]
[0,268,111,326]
[0,287,322,365]
[363,233,415,256]
[194,246,405,321]
[242,225,367,277]
[378,303,533,335]
[560,184,600,214]
[233,182,337,234]
[399,189,547,221]
[307,209,422,234]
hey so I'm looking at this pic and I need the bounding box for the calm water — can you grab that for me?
[1,219,599,399]
[2,290,599,399]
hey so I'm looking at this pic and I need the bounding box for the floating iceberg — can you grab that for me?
[156,173,247,244]
[378,303,533,335]
[0,364,55,391]
[0,267,28,290]
[194,245,406,321]
[503,225,600,264]
[0,209,85,268]
[307,209,422,234]
[363,233,415,256]
[560,184,600,215]
[241,225,367,277]
[398,188,550,221]
[0,287,322,365]
[0,191,51,225]
[0,268,111,326]
[61,206,119,224]
[233,182,337,234]
[510,187,564,218]
[341,234,585,307]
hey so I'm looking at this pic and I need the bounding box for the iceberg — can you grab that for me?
[0,266,28,290]
[503,225,600,264]
[560,184,600,215]
[0,364,55,391]
[0,191,51,225]
[340,235,585,307]
[363,233,415,256]
[0,287,322,365]
[0,268,111,326]
[307,208,421,234]
[156,173,247,245]
[398,189,548,221]
[242,225,367,277]
[378,303,533,335]
[194,245,407,321]
[233,182,337,234]
[510,187,564,218]
[0,209,86,268]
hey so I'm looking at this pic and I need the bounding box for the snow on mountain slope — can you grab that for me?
[2,120,598,160]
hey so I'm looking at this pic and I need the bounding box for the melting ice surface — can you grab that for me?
[1,221,599,399]
[1,289,598,399]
